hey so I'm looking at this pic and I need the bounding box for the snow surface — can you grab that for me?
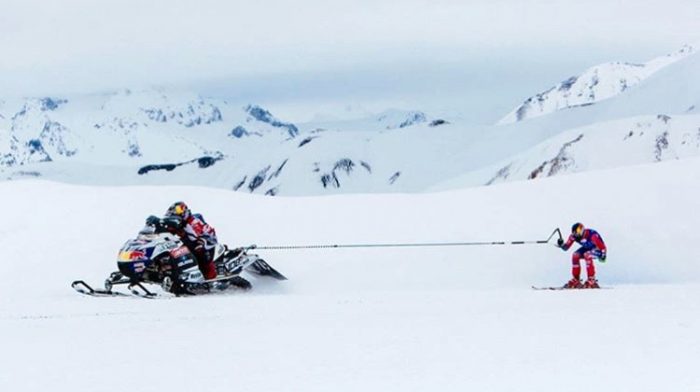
[2,157,699,391]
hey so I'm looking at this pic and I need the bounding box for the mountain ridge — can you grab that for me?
[498,45,694,124]
[1,47,699,195]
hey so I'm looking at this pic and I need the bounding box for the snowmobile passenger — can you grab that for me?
[163,201,219,280]
[557,222,607,289]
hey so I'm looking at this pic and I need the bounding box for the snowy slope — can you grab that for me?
[498,45,694,124]
[435,113,700,188]
[1,158,700,391]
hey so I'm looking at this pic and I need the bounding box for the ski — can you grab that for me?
[532,286,571,290]
[531,285,610,290]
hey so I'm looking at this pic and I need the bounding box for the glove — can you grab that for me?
[146,215,161,226]
[162,216,183,229]
[557,238,564,248]
[194,238,207,253]
[598,250,607,262]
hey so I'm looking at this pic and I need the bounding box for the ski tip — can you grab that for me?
[71,280,95,294]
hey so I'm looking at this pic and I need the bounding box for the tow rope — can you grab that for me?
[255,228,563,251]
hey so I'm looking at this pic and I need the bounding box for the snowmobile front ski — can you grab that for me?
[72,280,132,297]
[127,282,158,298]
[72,279,158,298]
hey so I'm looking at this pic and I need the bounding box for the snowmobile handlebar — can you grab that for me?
[161,216,183,229]
[145,215,184,233]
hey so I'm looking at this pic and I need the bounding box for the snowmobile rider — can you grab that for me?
[557,222,607,289]
[160,201,219,280]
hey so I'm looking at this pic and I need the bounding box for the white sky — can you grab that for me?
[1,0,698,121]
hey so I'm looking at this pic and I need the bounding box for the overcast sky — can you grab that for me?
[1,0,698,121]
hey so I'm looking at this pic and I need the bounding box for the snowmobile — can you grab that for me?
[71,216,286,298]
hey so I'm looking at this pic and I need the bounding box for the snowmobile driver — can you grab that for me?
[160,201,219,280]
[557,222,607,289]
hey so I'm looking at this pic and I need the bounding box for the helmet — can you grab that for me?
[166,201,191,220]
[571,222,585,239]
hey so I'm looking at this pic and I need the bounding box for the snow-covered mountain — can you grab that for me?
[491,114,700,183]
[1,98,78,167]
[0,89,448,194]
[1,47,699,195]
[436,114,700,189]
[498,45,694,124]
[439,46,700,189]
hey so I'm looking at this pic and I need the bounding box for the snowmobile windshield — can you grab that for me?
[137,225,157,238]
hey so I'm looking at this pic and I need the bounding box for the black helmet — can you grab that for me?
[166,201,191,220]
[571,222,585,239]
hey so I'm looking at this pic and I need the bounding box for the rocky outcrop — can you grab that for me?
[528,134,584,179]
[2,98,78,166]
[142,99,223,128]
[95,117,144,158]
[138,154,224,175]
[245,105,299,138]
[320,160,348,188]
[379,110,428,129]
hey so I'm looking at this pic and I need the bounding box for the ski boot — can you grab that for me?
[563,278,583,289]
[583,277,600,289]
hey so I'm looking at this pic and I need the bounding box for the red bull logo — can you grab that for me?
[118,250,147,262]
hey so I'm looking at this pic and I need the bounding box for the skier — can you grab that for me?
[557,222,607,289]
[160,201,219,280]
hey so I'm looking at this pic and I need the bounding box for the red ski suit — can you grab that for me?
[561,229,607,280]
[170,214,219,280]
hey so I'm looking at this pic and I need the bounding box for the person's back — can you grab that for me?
[164,202,219,280]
